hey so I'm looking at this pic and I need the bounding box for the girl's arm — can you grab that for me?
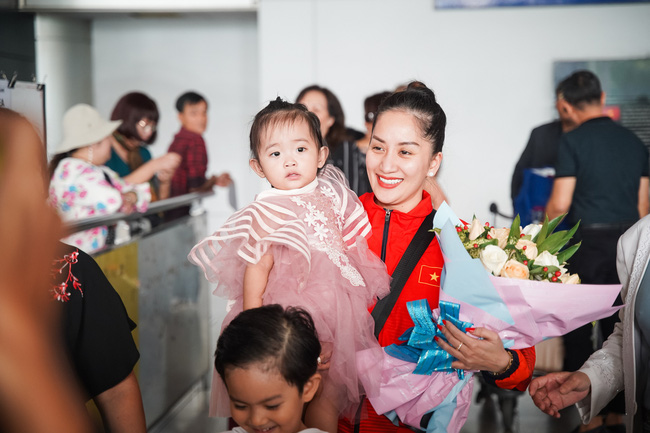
[243,254,274,310]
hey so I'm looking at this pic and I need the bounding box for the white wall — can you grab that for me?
[35,15,93,153]
[92,13,260,214]
[259,0,650,222]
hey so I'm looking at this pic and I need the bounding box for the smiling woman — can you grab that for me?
[339,82,536,433]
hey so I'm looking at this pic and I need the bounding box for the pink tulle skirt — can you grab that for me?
[209,236,390,419]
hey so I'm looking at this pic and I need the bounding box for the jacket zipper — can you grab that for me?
[380,209,392,262]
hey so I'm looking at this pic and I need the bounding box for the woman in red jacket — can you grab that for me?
[339,82,535,432]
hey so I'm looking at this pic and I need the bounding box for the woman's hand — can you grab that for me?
[435,320,511,372]
[120,192,138,214]
[317,341,333,371]
[155,152,181,174]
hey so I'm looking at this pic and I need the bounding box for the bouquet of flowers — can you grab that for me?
[357,203,623,433]
[450,214,581,284]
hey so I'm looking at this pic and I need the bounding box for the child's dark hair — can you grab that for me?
[249,97,325,161]
[215,304,321,394]
[175,91,208,113]
[375,81,446,155]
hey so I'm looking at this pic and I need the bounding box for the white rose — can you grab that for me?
[501,259,530,279]
[468,217,484,241]
[534,250,560,268]
[515,239,538,260]
[560,273,581,284]
[480,245,508,276]
[489,227,510,249]
[522,223,542,239]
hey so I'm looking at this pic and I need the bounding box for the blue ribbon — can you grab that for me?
[384,299,473,378]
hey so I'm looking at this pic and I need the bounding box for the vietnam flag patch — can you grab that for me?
[418,264,442,287]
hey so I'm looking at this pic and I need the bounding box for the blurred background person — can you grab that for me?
[0,107,93,433]
[48,103,151,253]
[107,91,181,201]
[297,84,370,196]
[545,70,649,433]
[511,87,578,226]
[354,90,391,196]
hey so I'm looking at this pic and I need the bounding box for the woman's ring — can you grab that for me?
[457,342,463,351]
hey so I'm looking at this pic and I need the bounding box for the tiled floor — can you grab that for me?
[152,378,582,433]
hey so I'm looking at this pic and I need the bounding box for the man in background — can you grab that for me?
[545,70,649,433]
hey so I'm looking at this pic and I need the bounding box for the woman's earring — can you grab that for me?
[428,171,434,177]
[87,146,94,164]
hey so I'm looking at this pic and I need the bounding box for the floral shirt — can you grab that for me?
[49,157,150,253]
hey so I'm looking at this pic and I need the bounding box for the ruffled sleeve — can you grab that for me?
[188,197,312,299]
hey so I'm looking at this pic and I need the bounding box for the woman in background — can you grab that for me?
[107,92,181,200]
[49,103,151,253]
[297,85,371,196]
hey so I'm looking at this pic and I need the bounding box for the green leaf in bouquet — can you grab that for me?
[557,241,581,265]
[479,238,498,248]
[546,214,567,236]
[529,264,560,277]
[537,221,580,255]
[508,214,521,242]
[533,215,550,245]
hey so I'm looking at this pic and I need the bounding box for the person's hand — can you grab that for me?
[435,320,511,372]
[317,341,333,371]
[156,168,175,183]
[215,172,232,187]
[529,371,591,418]
[155,152,181,173]
[120,192,138,214]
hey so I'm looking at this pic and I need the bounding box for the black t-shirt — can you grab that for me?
[555,117,649,226]
[53,243,140,399]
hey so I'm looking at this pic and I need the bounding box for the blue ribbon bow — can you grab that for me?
[385,299,473,378]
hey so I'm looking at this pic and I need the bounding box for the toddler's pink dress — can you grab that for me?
[189,165,389,418]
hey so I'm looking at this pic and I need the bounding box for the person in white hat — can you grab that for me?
[48,103,152,253]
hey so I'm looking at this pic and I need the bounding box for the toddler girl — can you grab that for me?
[215,305,326,433]
[190,98,389,432]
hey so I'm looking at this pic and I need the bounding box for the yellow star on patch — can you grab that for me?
[430,272,439,282]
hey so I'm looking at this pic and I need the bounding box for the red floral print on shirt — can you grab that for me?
[51,250,82,302]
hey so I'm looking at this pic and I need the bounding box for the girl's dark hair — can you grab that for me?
[296,85,348,151]
[249,97,325,161]
[111,92,160,144]
[215,305,321,394]
[375,81,446,155]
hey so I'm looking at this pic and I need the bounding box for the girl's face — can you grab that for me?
[250,119,328,191]
[366,110,442,213]
[224,364,320,433]
[298,90,334,137]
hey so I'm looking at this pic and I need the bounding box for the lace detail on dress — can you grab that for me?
[291,186,365,287]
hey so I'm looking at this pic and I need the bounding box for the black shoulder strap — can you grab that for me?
[371,210,436,339]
